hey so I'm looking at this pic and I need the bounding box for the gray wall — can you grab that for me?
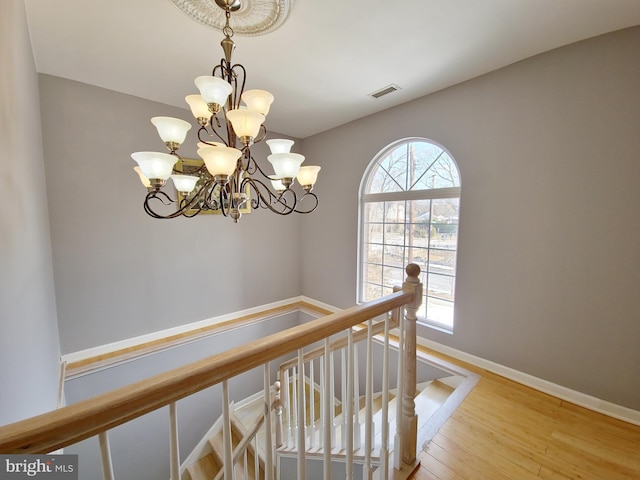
[38,75,303,354]
[64,312,300,480]
[301,27,640,410]
[0,0,61,425]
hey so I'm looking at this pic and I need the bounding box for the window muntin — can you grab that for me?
[359,139,461,331]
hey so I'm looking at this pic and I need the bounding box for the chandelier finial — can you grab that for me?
[217,2,237,63]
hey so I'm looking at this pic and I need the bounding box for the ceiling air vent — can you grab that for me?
[369,84,400,99]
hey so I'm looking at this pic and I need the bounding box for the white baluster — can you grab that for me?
[363,319,373,479]
[222,380,234,480]
[393,300,405,471]
[297,349,306,480]
[319,356,325,447]
[353,342,361,451]
[275,380,283,449]
[341,349,347,449]
[284,369,292,448]
[255,435,260,479]
[380,310,394,480]
[264,363,273,480]
[98,431,114,480]
[292,366,298,449]
[330,350,336,447]
[323,338,332,480]
[169,402,180,480]
[309,358,315,448]
[345,329,354,480]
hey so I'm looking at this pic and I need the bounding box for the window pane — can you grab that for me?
[430,198,459,251]
[383,245,405,268]
[363,283,382,302]
[364,202,384,223]
[383,265,404,289]
[425,152,460,189]
[427,273,455,301]
[364,221,383,246]
[426,296,454,328]
[405,246,429,269]
[363,242,382,264]
[428,249,457,275]
[363,263,382,285]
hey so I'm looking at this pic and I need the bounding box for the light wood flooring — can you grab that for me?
[408,349,640,480]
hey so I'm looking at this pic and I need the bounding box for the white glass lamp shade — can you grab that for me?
[185,95,211,119]
[194,76,233,105]
[266,138,294,154]
[171,174,199,194]
[133,166,151,188]
[242,89,274,116]
[297,165,321,187]
[151,117,192,145]
[226,109,265,139]
[197,141,226,149]
[270,179,286,192]
[268,153,305,179]
[131,151,178,181]
[197,146,242,177]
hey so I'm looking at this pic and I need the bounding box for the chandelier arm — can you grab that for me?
[242,177,298,215]
[253,124,267,144]
[143,180,223,219]
[143,192,184,219]
[199,181,222,211]
[245,153,274,180]
[219,183,230,217]
[231,63,247,109]
[206,119,231,146]
[293,191,319,214]
[237,148,252,172]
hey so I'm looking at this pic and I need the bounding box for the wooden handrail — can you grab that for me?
[0,290,414,454]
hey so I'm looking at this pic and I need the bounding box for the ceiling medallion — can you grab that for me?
[169,0,292,36]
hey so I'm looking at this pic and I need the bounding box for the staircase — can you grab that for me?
[182,375,461,479]
[183,409,265,480]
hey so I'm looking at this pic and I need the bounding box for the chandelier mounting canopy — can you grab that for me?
[169,0,292,36]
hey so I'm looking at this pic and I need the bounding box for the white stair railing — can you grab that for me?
[277,265,422,479]
[0,265,422,480]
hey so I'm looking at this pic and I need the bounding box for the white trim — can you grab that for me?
[416,337,640,427]
[363,187,461,203]
[62,296,305,365]
[299,296,341,315]
[57,360,67,408]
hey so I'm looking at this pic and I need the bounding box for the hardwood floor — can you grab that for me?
[409,351,640,480]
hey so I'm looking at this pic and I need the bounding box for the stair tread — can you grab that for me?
[186,454,219,480]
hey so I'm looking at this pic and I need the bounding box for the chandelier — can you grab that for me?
[131,0,320,223]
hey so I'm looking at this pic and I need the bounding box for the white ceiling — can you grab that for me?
[24,0,640,139]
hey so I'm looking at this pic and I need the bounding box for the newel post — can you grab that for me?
[400,263,422,466]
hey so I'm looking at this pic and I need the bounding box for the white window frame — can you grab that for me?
[357,137,461,333]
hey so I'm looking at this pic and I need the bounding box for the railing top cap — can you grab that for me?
[406,263,420,277]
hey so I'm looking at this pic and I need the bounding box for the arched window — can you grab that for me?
[358,138,461,331]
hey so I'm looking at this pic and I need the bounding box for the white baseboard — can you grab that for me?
[416,337,640,427]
